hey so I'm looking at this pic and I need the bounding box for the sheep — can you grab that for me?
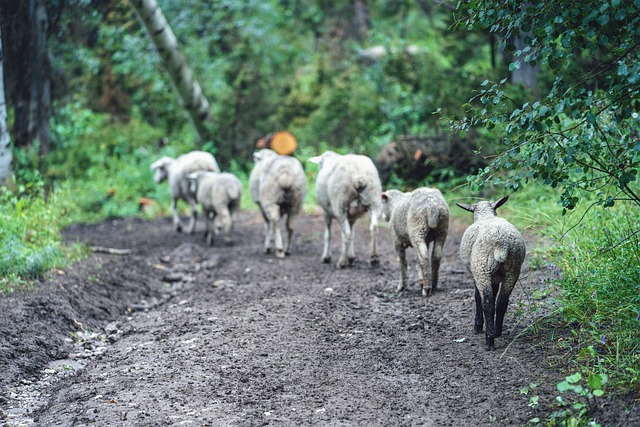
[151,150,220,233]
[188,171,242,246]
[248,149,307,258]
[308,151,382,268]
[381,188,449,297]
[456,196,526,351]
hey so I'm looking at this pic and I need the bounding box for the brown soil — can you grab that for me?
[1,211,638,426]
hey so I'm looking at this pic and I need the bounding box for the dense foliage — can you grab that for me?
[453,0,640,213]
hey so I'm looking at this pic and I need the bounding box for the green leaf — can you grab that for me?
[567,372,582,383]
[587,373,603,390]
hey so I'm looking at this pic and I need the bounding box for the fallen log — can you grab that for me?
[374,134,487,185]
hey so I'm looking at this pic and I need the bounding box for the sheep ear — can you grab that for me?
[492,195,509,210]
[381,192,389,201]
[456,202,475,212]
[308,155,322,165]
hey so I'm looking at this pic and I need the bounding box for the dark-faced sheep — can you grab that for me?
[457,196,526,351]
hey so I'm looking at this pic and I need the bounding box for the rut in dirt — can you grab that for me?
[0,211,584,426]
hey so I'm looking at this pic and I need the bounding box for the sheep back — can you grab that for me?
[194,172,242,213]
[315,152,382,220]
[258,154,307,215]
[387,188,449,246]
[249,149,279,204]
[460,217,525,278]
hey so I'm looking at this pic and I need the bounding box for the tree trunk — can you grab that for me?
[352,0,370,42]
[1,0,52,155]
[29,0,51,156]
[0,23,13,185]
[130,0,213,144]
[510,34,539,94]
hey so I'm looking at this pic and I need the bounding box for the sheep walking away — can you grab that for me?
[151,150,220,233]
[249,149,307,258]
[188,171,242,246]
[457,196,526,351]
[381,188,449,297]
[309,151,382,268]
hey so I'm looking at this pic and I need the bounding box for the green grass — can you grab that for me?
[0,185,82,292]
[495,183,640,391]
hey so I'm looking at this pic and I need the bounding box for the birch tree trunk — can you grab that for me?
[129,0,213,143]
[0,24,13,185]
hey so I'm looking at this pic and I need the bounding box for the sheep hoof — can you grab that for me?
[224,240,234,247]
[396,284,406,293]
[370,256,380,267]
[176,224,183,233]
[348,257,356,266]
[484,338,495,351]
[421,289,432,298]
[336,260,348,269]
[265,247,272,254]
[474,324,484,334]
[322,256,332,264]
[276,250,286,259]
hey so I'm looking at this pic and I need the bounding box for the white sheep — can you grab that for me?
[188,171,242,246]
[381,188,449,297]
[308,151,382,268]
[457,196,526,351]
[151,150,220,233]
[249,149,307,258]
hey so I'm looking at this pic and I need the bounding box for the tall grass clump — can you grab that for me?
[0,183,70,291]
[504,183,640,390]
[552,203,640,389]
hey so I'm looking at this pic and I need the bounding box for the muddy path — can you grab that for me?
[1,211,637,426]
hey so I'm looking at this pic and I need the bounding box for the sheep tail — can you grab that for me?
[227,185,241,201]
[488,245,509,274]
[277,172,294,192]
[427,208,441,229]
[354,176,367,193]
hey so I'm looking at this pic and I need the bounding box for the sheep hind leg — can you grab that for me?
[369,212,379,267]
[431,235,445,292]
[266,207,285,259]
[263,210,275,255]
[396,245,408,293]
[495,274,518,337]
[218,209,233,246]
[347,221,356,265]
[480,284,496,351]
[414,240,432,297]
[337,218,352,268]
[185,197,198,234]
[206,212,216,246]
[284,213,294,255]
[321,214,332,264]
[172,198,183,232]
[474,287,484,334]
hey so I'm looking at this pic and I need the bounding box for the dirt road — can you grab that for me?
[1,211,637,426]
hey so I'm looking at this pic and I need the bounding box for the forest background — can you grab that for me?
[0,1,639,425]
